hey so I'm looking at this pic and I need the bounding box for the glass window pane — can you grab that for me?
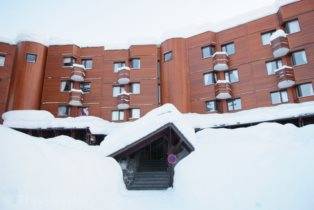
[58,106,68,116]
[222,43,235,55]
[131,58,141,69]
[114,62,126,72]
[292,51,307,66]
[234,99,241,110]
[204,73,214,85]
[112,111,119,121]
[63,57,75,66]
[113,87,120,97]
[298,83,313,97]
[119,111,124,120]
[271,92,281,104]
[286,20,300,34]
[132,83,140,94]
[164,51,172,62]
[26,53,37,63]
[202,46,214,58]
[131,109,141,118]
[0,55,5,66]
[80,83,91,93]
[60,81,72,92]
[80,107,89,116]
[281,91,288,103]
[261,31,274,45]
[82,59,93,69]
[206,101,216,112]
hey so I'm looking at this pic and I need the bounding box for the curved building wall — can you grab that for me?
[160,38,190,112]
[8,41,47,110]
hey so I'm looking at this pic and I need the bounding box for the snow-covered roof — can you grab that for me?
[1,110,121,135]
[100,104,196,156]
[184,101,314,130]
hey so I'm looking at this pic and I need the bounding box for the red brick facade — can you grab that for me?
[0,0,313,121]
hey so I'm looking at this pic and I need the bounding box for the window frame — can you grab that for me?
[58,105,70,117]
[112,86,125,97]
[112,110,124,121]
[0,54,5,67]
[203,72,216,86]
[26,53,37,63]
[270,90,289,104]
[224,69,239,83]
[163,51,173,62]
[261,30,276,45]
[284,19,301,34]
[221,42,235,55]
[81,59,93,70]
[265,59,283,75]
[205,100,217,112]
[130,58,141,69]
[79,107,89,116]
[63,57,76,67]
[201,45,215,59]
[131,83,141,94]
[80,82,91,93]
[291,50,308,66]
[227,98,242,111]
[131,108,141,119]
[113,61,126,72]
[60,80,73,92]
[297,83,314,98]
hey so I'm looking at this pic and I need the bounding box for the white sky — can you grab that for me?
[0,0,296,49]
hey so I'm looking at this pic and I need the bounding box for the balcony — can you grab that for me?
[70,64,86,82]
[215,80,232,99]
[69,89,83,106]
[270,29,290,58]
[213,52,229,71]
[117,66,131,85]
[117,92,130,110]
[274,65,295,89]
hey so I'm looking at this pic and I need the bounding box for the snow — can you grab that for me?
[1,119,314,209]
[269,29,287,42]
[274,65,292,72]
[213,51,228,57]
[100,104,196,156]
[69,88,84,93]
[184,101,314,129]
[0,0,299,49]
[72,63,86,69]
[216,79,230,84]
[117,66,130,71]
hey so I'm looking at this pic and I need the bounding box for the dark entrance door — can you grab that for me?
[138,138,168,171]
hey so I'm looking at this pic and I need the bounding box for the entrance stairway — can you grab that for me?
[128,160,171,190]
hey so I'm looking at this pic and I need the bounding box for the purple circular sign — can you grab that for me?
[167,154,177,165]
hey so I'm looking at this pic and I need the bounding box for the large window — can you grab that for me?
[0,55,5,66]
[225,70,239,83]
[205,100,217,112]
[131,108,141,119]
[82,59,93,69]
[163,51,172,62]
[201,45,215,59]
[297,83,313,97]
[284,19,300,34]
[26,53,37,63]
[80,82,91,93]
[131,83,140,94]
[113,62,126,72]
[130,58,141,69]
[112,86,125,97]
[63,57,76,66]
[79,107,89,116]
[203,72,216,86]
[227,98,242,111]
[261,30,276,45]
[292,50,307,66]
[58,105,70,117]
[221,42,235,55]
[266,59,283,75]
[60,81,73,92]
[112,110,124,121]
[271,90,288,104]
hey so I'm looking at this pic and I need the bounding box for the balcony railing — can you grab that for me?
[215,80,232,99]
[70,64,86,82]
[117,66,131,85]
[69,89,83,106]
[117,92,130,110]
[274,65,295,89]
[213,52,229,71]
[270,29,290,58]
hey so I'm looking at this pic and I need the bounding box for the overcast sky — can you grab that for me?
[0,0,295,48]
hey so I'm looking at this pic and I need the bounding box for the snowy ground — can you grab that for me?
[1,104,314,210]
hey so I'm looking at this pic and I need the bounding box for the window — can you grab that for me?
[130,58,141,69]
[164,51,172,62]
[297,83,313,97]
[205,100,217,112]
[261,30,276,45]
[79,107,89,116]
[266,59,283,75]
[284,19,300,34]
[221,42,235,55]
[58,105,69,117]
[201,45,215,59]
[26,53,37,63]
[82,59,93,69]
[271,90,288,104]
[227,98,242,111]
[0,55,5,66]
[131,108,141,119]
[131,83,140,94]
[292,50,307,66]
[112,110,124,121]
[112,86,125,97]
[63,57,76,66]
[203,72,216,86]
[225,70,239,83]
[60,81,73,92]
[80,82,91,93]
[113,62,126,72]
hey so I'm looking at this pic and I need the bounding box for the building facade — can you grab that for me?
[0,0,313,122]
